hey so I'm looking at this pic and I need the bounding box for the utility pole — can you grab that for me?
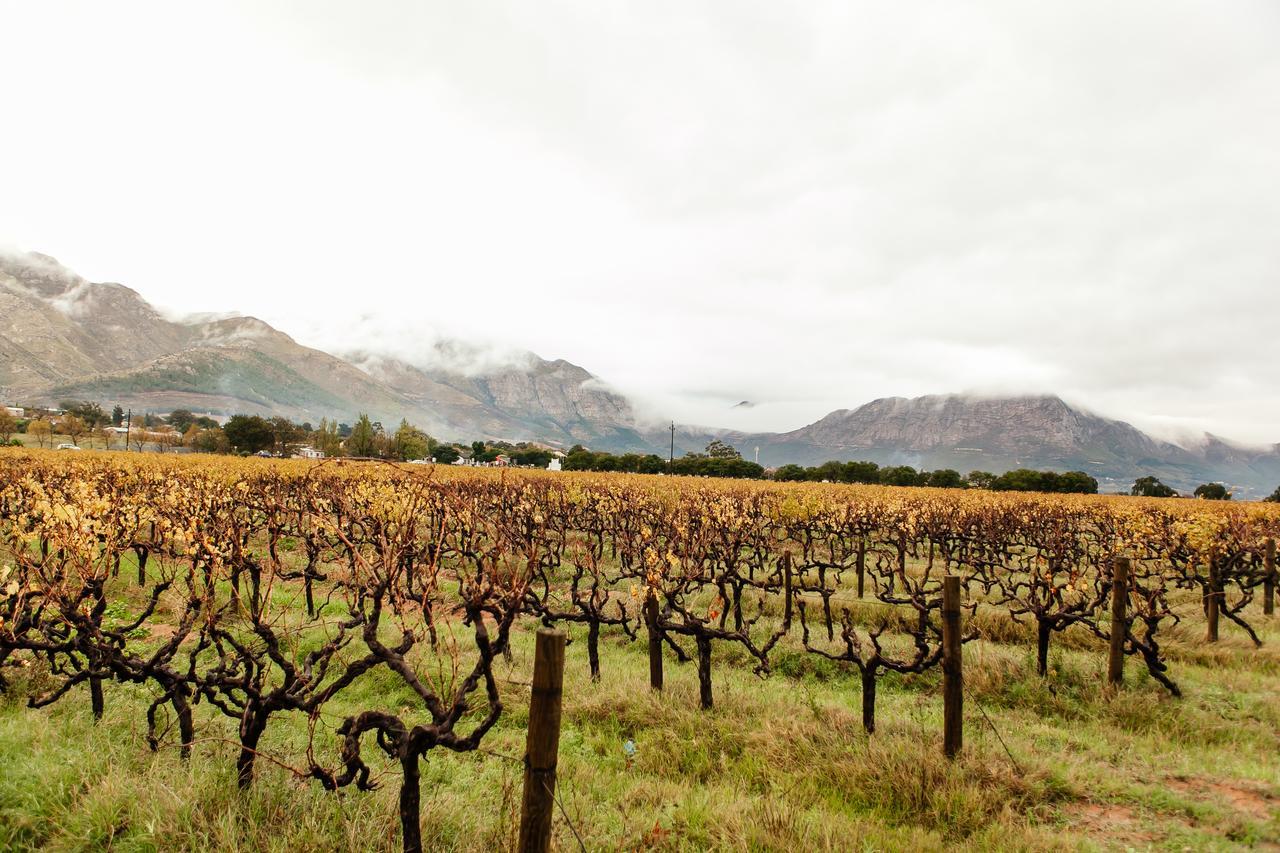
[755,446,759,465]
[669,421,675,472]
[125,408,132,452]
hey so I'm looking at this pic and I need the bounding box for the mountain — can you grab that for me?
[710,394,1280,496]
[0,251,637,445]
[2,251,1277,495]
[350,350,647,448]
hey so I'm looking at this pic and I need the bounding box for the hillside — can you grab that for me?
[3,251,1277,494]
[711,395,1280,496]
[0,251,638,444]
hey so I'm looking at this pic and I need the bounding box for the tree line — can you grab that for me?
[4,401,1277,500]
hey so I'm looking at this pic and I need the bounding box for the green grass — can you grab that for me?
[1,579,1277,851]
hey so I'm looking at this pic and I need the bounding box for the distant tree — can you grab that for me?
[705,439,742,459]
[1265,486,1280,503]
[1193,482,1231,501]
[167,409,196,433]
[843,461,881,484]
[183,424,201,447]
[772,464,808,482]
[390,420,432,461]
[879,465,921,487]
[1132,476,1177,498]
[811,461,845,482]
[313,418,343,458]
[192,427,229,454]
[925,469,964,489]
[98,426,115,451]
[992,469,1046,492]
[267,416,304,456]
[60,400,107,428]
[989,469,1097,494]
[562,447,597,471]
[509,447,553,468]
[223,415,274,454]
[193,415,219,430]
[966,471,996,489]
[61,415,88,447]
[346,414,378,458]
[636,454,665,474]
[433,444,461,464]
[1057,471,1098,494]
[28,419,53,448]
[0,410,15,444]
[153,427,182,453]
[111,405,125,427]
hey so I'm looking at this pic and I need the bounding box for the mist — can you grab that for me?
[1,2,1278,444]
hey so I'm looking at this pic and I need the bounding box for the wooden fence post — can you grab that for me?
[942,575,962,759]
[1107,557,1129,686]
[1263,538,1275,617]
[644,593,663,691]
[856,540,866,599]
[1205,552,1220,643]
[518,628,566,853]
[696,635,714,710]
[782,552,793,628]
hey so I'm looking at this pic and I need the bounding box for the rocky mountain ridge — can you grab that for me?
[0,252,636,446]
[2,251,1276,495]
[705,394,1280,496]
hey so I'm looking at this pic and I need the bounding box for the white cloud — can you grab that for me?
[1,1,1277,442]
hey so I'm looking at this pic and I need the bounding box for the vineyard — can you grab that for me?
[1,450,1278,851]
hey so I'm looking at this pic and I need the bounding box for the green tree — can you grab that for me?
[1132,476,1176,498]
[313,418,343,458]
[812,461,846,482]
[636,454,665,474]
[705,439,742,459]
[223,415,274,454]
[391,420,431,461]
[111,405,125,426]
[772,464,808,482]
[267,417,304,456]
[1193,482,1231,501]
[433,444,461,464]
[925,469,964,489]
[510,448,553,468]
[1265,485,1280,503]
[966,471,996,489]
[60,400,107,428]
[167,409,196,433]
[842,461,881,484]
[879,465,921,487]
[346,414,378,458]
[1057,471,1098,495]
[192,427,230,454]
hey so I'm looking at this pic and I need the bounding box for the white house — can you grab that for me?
[293,446,324,460]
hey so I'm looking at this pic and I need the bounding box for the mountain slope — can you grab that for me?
[708,394,1280,496]
[353,351,646,448]
[0,251,644,444]
[2,250,1276,494]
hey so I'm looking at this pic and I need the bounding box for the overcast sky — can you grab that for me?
[2,1,1278,443]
